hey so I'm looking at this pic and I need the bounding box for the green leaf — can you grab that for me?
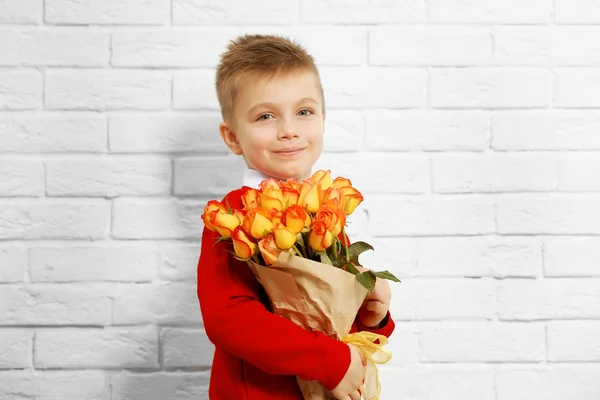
[211,236,230,248]
[295,232,305,248]
[320,253,333,265]
[347,241,374,259]
[224,195,233,214]
[356,271,376,292]
[345,262,360,275]
[373,270,402,283]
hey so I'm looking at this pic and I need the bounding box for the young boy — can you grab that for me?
[197,34,394,400]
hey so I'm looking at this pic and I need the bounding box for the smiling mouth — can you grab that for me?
[274,149,305,156]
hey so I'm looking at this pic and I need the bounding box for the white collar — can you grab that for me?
[242,168,272,189]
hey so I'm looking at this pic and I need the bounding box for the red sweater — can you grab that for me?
[197,187,395,400]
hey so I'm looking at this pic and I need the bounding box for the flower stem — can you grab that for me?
[292,245,303,257]
[342,228,350,262]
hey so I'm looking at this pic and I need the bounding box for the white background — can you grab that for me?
[1,0,600,399]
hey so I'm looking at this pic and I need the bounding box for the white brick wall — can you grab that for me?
[1,1,599,399]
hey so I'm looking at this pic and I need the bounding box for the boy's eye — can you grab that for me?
[257,114,274,121]
[298,109,314,116]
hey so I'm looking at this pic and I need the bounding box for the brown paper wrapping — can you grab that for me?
[247,252,371,400]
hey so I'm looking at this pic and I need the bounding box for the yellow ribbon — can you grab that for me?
[341,331,392,400]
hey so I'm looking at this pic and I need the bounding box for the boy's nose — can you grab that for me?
[277,119,299,140]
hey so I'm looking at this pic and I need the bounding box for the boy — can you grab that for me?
[197,34,394,400]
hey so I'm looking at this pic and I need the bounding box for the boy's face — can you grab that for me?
[219,70,324,181]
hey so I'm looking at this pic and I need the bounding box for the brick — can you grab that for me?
[379,366,495,400]
[0,114,107,153]
[46,156,172,197]
[496,366,600,400]
[0,0,42,24]
[172,70,218,110]
[112,198,204,239]
[0,158,45,196]
[362,236,541,278]
[112,372,209,400]
[429,0,552,23]
[431,68,552,109]
[35,326,158,368]
[173,0,299,25]
[174,156,244,196]
[382,323,421,366]
[547,321,600,361]
[368,195,495,236]
[0,371,108,400]
[321,110,363,152]
[558,154,600,191]
[420,322,545,362]
[30,244,159,282]
[0,284,111,325]
[390,279,496,320]
[370,27,492,66]
[111,283,202,325]
[0,247,27,282]
[45,70,171,111]
[0,70,42,110]
[45,0,169,25]
[109,113,227,153]
[365,110,489,151]
[300,0,426,23]
[556,0,600,23]
[555,68,600,108]
[544,237,600,277]
[314,153,429,194]
[161,328,214,367]
[284,27,367,66]
[492,110,600,150]
[497,279,600,320]
[497,194,600,234]
[433,153,558,193]
[158,243,200,281]
[494,27,600,66]
[0,28,109,66]
[320,67,427,109]
[0,200,109,240]
[0,330,31,369]
[112,29,230,68]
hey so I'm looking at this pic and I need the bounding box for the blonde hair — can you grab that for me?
[215,34,324,122]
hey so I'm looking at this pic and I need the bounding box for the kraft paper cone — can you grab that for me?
[247,252,369,400]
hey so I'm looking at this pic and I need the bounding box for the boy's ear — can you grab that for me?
[219,121,243,155]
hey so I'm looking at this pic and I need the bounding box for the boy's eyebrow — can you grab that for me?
[247,97,319,116]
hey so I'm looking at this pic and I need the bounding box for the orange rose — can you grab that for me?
[231,226,257,260]
[333,177,352,189]
[282,205,311,234]
[242,208,273,240]
[273,223,296,250]
[201,200,227,231]
[280,178,300,192]
[308,220,333,252]
[259,178,281,192]
[281,187,300,209]
[340,186,364,215]
[313,202,345,237]
[258,235,282,265]
[270,209,283,226]
[323,187,344,206]
[297,178,321,213]
[260,187,284,212]
[311,170,333,191]
[210,211,241,238]
[241,189,260,210]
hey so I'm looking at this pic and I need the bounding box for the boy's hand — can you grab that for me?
[356,267,391,329]
[330,344,366,400]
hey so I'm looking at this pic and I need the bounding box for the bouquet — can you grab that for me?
[201,170,400,400]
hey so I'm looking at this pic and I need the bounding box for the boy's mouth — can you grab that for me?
[273,148,305,156]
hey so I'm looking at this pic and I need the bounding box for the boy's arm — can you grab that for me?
[197,227,349,391]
